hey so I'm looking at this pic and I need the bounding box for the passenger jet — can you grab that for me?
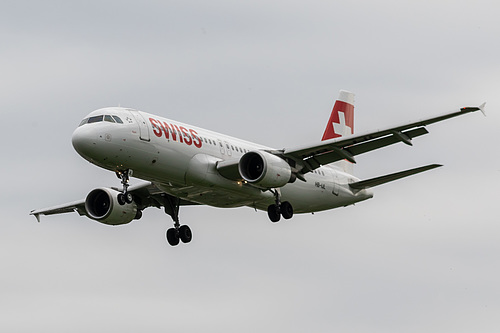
[31,91,485,246]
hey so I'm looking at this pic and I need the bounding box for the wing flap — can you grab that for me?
[349,164,442,190]
[348,127,429,156]
[302,127,429,170]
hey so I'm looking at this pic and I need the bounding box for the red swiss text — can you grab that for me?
[149,118,202,148]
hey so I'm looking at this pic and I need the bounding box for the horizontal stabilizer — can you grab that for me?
[349,164,442,190]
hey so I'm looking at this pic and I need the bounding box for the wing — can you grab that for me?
[30,182,198,222]
[30,200,87,222]
[281,104,485,175]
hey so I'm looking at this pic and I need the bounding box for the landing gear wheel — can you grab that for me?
[281,201,293,219]
[118,193,134,205]
[166,228,180,246]
[116,169,134,205]
[125,192,133,204]
[179,225,192,243]
[117,193,126,205]
[267,189,294,222]
[267,204,281,223]
[163,194,194,246]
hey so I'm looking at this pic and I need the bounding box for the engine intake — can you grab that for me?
[238,151,293,188]
[85,187,137,225]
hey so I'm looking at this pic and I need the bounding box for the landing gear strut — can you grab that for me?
[163,194,192,246]
[267,189,293,222]
[116,169,134,205]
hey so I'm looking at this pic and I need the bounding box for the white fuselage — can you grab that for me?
[72,107,373,214]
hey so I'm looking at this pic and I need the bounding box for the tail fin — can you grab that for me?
[322,90,355,140]
[322,90,355,173]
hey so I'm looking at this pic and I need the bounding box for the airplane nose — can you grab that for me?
[72,126,95,159]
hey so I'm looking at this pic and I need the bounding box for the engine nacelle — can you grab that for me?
[238,151,293,188]
[85,187,137,225]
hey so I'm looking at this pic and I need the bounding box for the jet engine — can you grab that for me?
[238,151,294,188]
[85,187,137,225]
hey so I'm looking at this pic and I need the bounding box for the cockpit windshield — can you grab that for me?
[79,115,124,127]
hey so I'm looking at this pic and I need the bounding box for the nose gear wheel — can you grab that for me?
[116,169,134,205]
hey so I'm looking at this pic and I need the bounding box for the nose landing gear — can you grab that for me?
[116,169,134,205]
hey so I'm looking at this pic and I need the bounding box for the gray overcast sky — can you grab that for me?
[1,0,499,332]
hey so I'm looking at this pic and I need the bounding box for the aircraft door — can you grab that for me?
[224,141,232,157]
[129,110,150,142]
[218,140,225,155]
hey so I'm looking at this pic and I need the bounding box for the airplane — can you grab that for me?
[30,91,485,246]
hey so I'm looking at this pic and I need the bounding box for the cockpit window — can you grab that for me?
[78,114,124,127]
[88,115,104,123]
[79,118,89,126]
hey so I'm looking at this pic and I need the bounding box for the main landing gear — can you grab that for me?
[115,169,190,246]
[163,194,192,246]
[267,189,293,223]
[116,170,134,205]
